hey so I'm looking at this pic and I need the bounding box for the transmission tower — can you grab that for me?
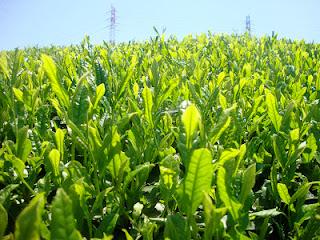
[246,15,251,35]
[108,5,116,44]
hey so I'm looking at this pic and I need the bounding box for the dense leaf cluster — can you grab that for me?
[0,33,320,239]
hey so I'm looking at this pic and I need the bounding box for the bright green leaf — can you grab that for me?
[93,83,105,109]
[49,149,60,178]
[210,106,234,145]
[13,88,23,102]
[250,208,282,218]
[219,92,227,110]
[302,133,317,163]
[265,89,282,132]
[182,104,201,149]
[219,148,240,165]
[51,189,82,240]
[41,54,70,108]
[55,128,65,161]
[122,229,134,240]
[277,183,291,205]
[217,72,226,86]
[15,194,45,240]
[178,148,213,214]
[142,86,154,128]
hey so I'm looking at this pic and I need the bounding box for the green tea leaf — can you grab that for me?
[302,133,317,163]
[108,151,130,184]
[219,92,227,110]
[242,63,251,77]
[0,203,8,238]
[182,104,201,149]
[41,54,70,108]
[51,189,82,240]
[277,183,291,205]
[71,84,89,126]
[92,187,113,214]
[118,54,137,99]
[164,214,191,240]
[66,118,88,149]
[93,83,105,109]
[16,126,31,162]
[240,163,256,204]
[219,148,240,165]
[272,134,287,168]
[97,207,119,236]
[122,229,134,240]
[178,148,213,214]
[160,155,180,200]
[288,141,306,167]
[55,128,65,161]
[203,193,214,240]
[217,166,241,220]
[10,156,25,178]
[203,193,227,240]
[15,194,45,240]
[290,182,313,204]
[300,214,320,239]
[210,106,234,144]
[0,53,9,79]
[233,144,247,177]
[265,89,282,132]
[217,72,226,86]
[123,163,154,190]
[13,87,23,102]
[48,149,60,178]
[250,208,282,218]
[0,184,19,204]
[142,86,154,128]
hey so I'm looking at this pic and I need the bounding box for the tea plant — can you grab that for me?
[0,33,319,239]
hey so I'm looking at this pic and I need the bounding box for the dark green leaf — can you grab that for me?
[240,163,256,204]
[15,194,45,240]
[164,214,191,240]
[0,203,8,238]
[217,166,241,220]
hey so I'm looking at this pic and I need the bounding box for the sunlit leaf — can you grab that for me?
[142,85,153,128]
[49,149,60,178]
[42,54,70,108]
[265,89,282,132]
[93,83,105,109]
[178,148,213,214]
[182,104,201,149]
[277,183,291,205]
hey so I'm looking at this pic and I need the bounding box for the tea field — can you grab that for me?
[0,34,320,239]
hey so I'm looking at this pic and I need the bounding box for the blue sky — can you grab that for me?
[0,0,319,50]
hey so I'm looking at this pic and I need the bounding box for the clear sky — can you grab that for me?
[0,0,319,50]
